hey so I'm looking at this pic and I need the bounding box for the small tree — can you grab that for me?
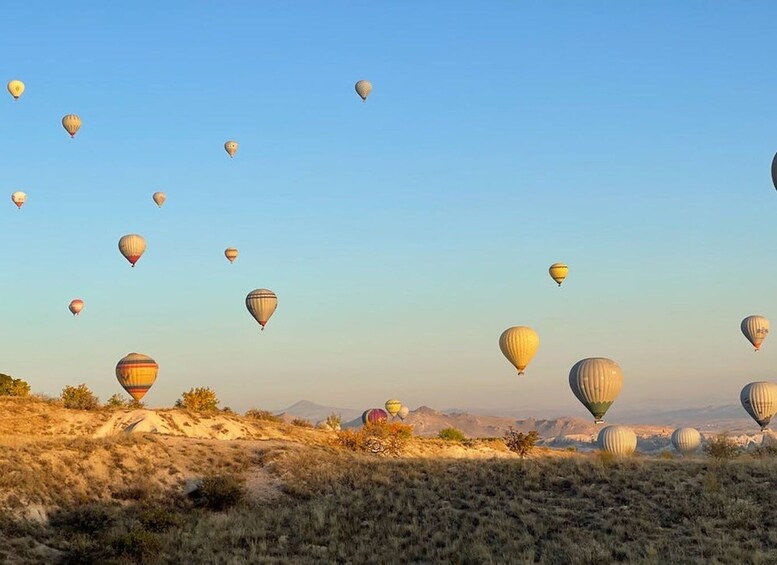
[0,373,30,397]
[325,412,342,431]
[504,428,539,458]
[175,387,219,413]
[61,384,100,410]
[438,427,466,442]
[703,434,741,460]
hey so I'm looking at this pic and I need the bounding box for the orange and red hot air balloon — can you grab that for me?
[118,234,147,267]
[115,353,158,401]
[68,299,84,316]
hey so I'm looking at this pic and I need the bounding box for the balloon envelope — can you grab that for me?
[225,248,238,263]
[355,80,372,102]
[118,234,147,267]
[548,263,568,286]
[11,191,26,209]
[597,425,637,456]
[62,114,81,137]
[68,299,84,316]
[115,353,158,401]
[671,427,701,456]
[772,153,777,191]
[740,381,777,431]
[152,192,166,207]
[224,140,238,158]
[741,315,769,351]
[385,399,402,417]
[569,357,623,423]
[499,326,539,375]
[397,406,410,420]
[245,289,278,330]
[362,408,388,425]
[7,80,24,100]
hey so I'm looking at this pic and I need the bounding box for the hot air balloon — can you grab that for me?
[68,299,84,316]
[62,114,81,138]
[362,408,388,425]
[740,381,777,431]
[152,192,166,208]
[11,191,26,209]
[355,80,372,102]
[385,399,402,418]
[499,326,539,375]
[245,289,277,330]
[772,153,777,191]
[397,405,410,421]
[7,80,24,100]
[224,141,238,158]
[597,425,637,456]
[548,263,568,286]
[741,315,769,351]
[569,357,623,423]
[671,427,701,456]
[225,248,238,263]
[118,234,147,267]
[115,352,158,401]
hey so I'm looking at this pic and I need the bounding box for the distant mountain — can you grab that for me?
[615,404,752,431]
[275,400,362,425]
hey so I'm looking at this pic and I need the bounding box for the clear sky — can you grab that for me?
[2,2,777,420]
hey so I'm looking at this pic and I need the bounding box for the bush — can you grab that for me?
[49,504,116,535]
[335,422,413,457]
[751,444,777,458]
[188,475,246,511]
[138,507,182,532]
[291,418,314,428]
[438,427,466,442]
[245,408,281,422]
[325,412,342,431]
[504,428,539,458]
[703,434,741,460]
[175,387,219,413]
[60,384,100,410]
[0,373,30,397]
[109,527,162,562]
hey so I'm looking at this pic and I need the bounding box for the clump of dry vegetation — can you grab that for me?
[60,384,100,411]
[244,408,281,422]
[291,418,314,428]
[703,433,742,460]
[504,428,539,458]
[175,387,220,413]
[335,422,413,456]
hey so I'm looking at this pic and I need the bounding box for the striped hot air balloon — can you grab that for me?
[362,408,388,425]
[397,405,410,421]
[245,289,278,330]
[597,425,637,456]
[569,357,623,423]
[741,315,769,351]
[225,248,238,263]
[740,381,777,431]
[68,299,84,316]
[385,399,402,417]
[115,353,158,401]
[118,234,147,267]
[671,427,701,456]
[499,326,539,375]
[548,263,569,286]
[62,114,81,138]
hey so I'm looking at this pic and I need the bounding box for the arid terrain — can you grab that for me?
[2,397,777,564]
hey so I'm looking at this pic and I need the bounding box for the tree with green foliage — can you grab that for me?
[438,427,466,442]
[0,373,30,397]
[61,384,100,410]
[175,387,219,412]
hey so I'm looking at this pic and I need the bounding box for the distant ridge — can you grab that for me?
[276,400,362,425]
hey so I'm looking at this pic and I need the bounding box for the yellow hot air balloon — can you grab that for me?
[740,381,777,431]
[671,427,701,456]
[548,263,568,286]
[115,352,158,401]
[246,289,278,330]
[597,425,637,456]
[118,234,147,267]
[7,80,24,100]
[11,191,26,209]
[152,192,166,208]
[68,299,84,316]
[569,357,623,423]
[225,248,238,263]
[224,140,238,158]
[62,114,81,138]
[499,326,539,375]
[741,315,769,351]
[385,399,402,417]
[355,80,372,102]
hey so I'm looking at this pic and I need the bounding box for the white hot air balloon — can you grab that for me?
[397,405,410,421]
[741,315,769,351]
[671,427,701,456]
[11,191,26,209]
[355,80,372,102]
[740,381,777,431]
[152,192,166,208]
[118,234,147,267]
[499,326,539,375]
[245,289,278,330]
[569,357,623,423]
[597,425,637,456]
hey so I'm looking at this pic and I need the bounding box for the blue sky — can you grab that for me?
[2,2,777,419]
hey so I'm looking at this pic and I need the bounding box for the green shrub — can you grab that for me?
[504,428,539,458]
[175,387,219,413]
[49,504,115,534]
[0,373,30,397]
[138,507,182,532]
[60,384,100,410]
[109,527,162,562]
[245,408,281,422]
[703,434,741,460]
[438,427,466,442]
[188,475,246,511]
